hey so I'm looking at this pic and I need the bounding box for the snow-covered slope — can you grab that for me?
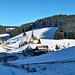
[1,46,75,75]
[1,61,75,75]
[10,46,75,65]
[1,27,75,75]
[7,39,75,53]
[1,27,75,53]
[26,27,58,39]
[7,27,58,43]
[0,65,25,75]
[41,39,75,51]
[7,46,75,75]
[2,27,58,52]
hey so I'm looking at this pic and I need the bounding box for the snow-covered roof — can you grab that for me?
[25,46,33,51]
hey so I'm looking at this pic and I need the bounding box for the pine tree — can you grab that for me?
[38,39,41,44]
[32,30,34,37]
[55,45,60,50]
[23,32,26,36]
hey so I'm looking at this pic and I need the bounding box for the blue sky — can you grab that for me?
[0,0,75,26]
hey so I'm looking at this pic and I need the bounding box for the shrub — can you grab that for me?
[30,68,37,72]
[55,45,60,50]
[41,67,46,70]
[21,64,25,68]
[23,32,26,36]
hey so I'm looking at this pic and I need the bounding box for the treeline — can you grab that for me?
[54,15,75,39]
[9,14,66,37]
[21,14,65,29]
[15,14,75,39]
[8,23,32,37]
[0,25,6,34]
[0,25,18,35]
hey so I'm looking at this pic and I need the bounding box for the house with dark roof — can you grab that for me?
[36,45,49,52]
[0,34,10,44]
[24,46,34,56]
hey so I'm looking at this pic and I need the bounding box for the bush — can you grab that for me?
[30,68,37,72]
[41,67,46,71]
[54,31,64,39]
[55,45,60,50]
[23,32,26,36]
[21,64,25,68]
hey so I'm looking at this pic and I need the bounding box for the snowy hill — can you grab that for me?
[1,27,58,53]
[7,27,58,43]
[8,46,75,75]
[1,27,75,53]
[10,46,75,65]
[0,46,75,75]
[0,27,75,75]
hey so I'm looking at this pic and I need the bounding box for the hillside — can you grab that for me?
[0,27,75,75]
[1,15,75,75]
[1,14,75,38]
[8,14,75,38]
[2,27,58,53]
[1,27,75,53]
[10,46,75,64]
[1,45,75,75]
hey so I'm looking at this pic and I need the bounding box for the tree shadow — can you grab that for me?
[40,27,58,39]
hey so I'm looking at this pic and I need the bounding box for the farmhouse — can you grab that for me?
[36,45,49,52]
[23,46,34,56]
[23,45,49,56]
[0,34,10,44]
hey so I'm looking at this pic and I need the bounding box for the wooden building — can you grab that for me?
[36,45,49,52]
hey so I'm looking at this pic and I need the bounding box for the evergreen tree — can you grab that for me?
[38,39,41,44]
[23,32,26,36]
[55,45,60,50]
